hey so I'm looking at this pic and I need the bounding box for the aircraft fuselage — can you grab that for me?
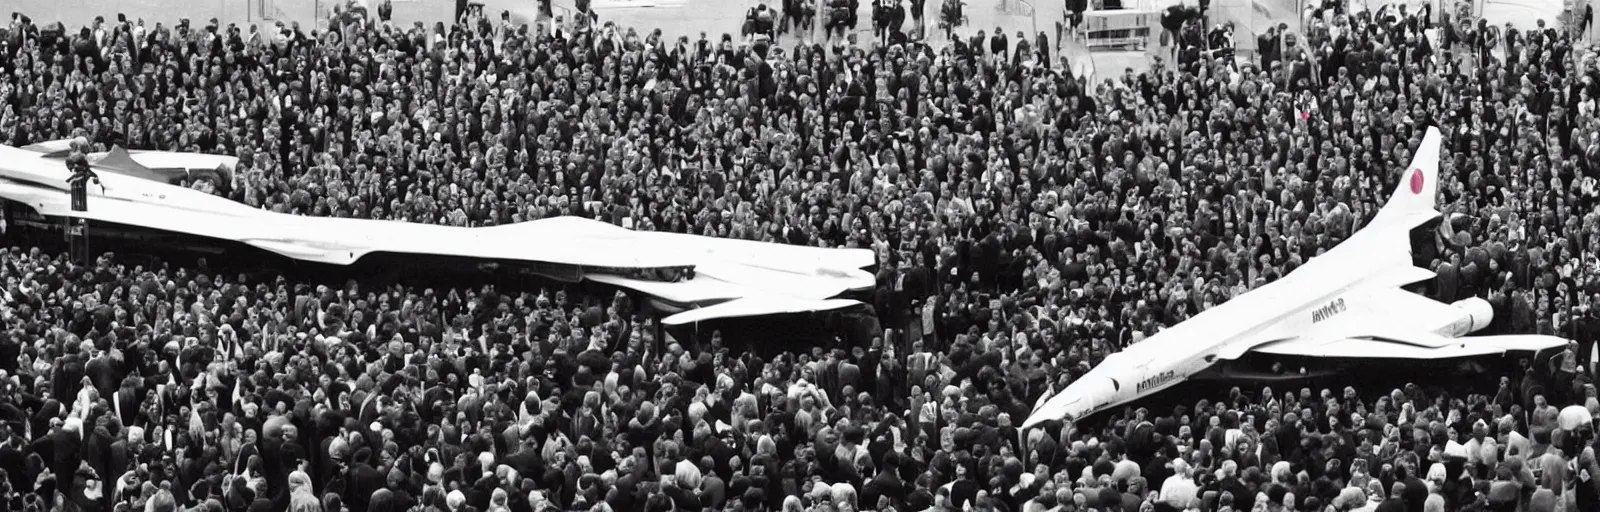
[1036,232,1485,425]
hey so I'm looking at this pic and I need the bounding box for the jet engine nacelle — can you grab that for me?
[1440,297,1494,337]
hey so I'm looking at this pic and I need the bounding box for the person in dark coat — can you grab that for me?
[838,356,862,398]
[1577,306,1600,379]
[607,456,644,511]
[32,418,86,494]
[989,27,1008,61]
[664,477,704,510]
[503,436,543,481]
[1398,463,1428,512]
[1435,255,1461,303]
[346,447,386,512]
[83,350,121,402]
[1217,461,1254,512]
[52,349,88,405]
[0,425,27,500]
[860,456,905,507]
[83,425,113,503]
[106,427,138,486]
[901,262,931,319]
[1575,448,1600,512]
[948,461,981,509]
[1036,31,1050,64]
[977,232,1001,292]
[1511,292,1535,335]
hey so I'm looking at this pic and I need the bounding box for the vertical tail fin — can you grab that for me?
[1370,126,1442,228]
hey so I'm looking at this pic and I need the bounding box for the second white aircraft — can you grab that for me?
[1022,127,1570,429]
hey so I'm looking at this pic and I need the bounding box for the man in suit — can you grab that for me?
[503,435,544,480]
[84,349,121,403]
[0,423,27,495]
[1579,303,1600,379]
[1397,460,1430,511]
[818,350,843,405]
[876,265,899,331]
[345,447,386,511]
[838,352,862,398]
[32,417,85,494]
[607,456,645,511]
[52,344,89,405]
[990,27,1008,63]
[888,0,906,43]
[898,259,930,335]
[85,424,114,507]
[873,343,904,409]
[977,231,1001,293]
[861,452,906,507]
[1258,26,1278,68]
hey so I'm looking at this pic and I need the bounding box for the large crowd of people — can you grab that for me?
[3,0,1600,511]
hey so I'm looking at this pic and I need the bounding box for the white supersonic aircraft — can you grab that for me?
[0,141,876,326]
[1021,127,1571,430]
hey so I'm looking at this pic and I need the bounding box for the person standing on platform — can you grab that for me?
[65,137,100,213]
[1586,3,1595,40]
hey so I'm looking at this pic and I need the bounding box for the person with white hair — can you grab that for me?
[782,495,805,512]
[1160,458,1200,507]
[1333,486,1367,510]
[831,481,858,509]
[674,459,703,489]
[287,471,321,512]
[1269,460,1292,485]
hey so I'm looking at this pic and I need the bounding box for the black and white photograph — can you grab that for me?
[2,0,1600,510]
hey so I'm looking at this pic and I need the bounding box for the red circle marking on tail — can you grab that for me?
[1409,168,1425,194]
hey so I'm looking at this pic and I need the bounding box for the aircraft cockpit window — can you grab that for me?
[1110,379,1120,391]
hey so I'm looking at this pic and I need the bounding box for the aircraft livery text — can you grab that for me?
[1137,371,1178,393]
[1311,298,1348,323]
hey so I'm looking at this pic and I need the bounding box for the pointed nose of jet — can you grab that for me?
[1023,376,1119,430]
